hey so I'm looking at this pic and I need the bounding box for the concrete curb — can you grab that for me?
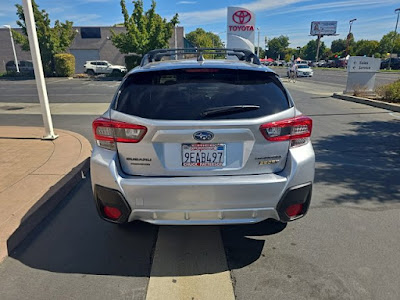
[6,158,90,256]
[332,93,400,112]
[0,127,92,262]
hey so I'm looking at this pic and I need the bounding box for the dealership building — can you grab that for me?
[0,26,186,73]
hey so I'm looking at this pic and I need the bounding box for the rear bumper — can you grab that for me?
[90,143,315,225]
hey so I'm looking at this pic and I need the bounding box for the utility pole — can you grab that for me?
[388,8,400,70]
[22,0,57,140]
[346,19,356,56]
[3,25,19,73]
[315,34,322,61]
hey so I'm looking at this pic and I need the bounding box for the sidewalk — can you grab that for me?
[0,126,92,262]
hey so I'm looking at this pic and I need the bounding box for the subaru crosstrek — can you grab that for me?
[90,48,315,225]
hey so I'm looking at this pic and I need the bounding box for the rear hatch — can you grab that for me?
[110,67,295,176]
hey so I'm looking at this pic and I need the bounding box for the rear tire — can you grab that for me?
[87,69,95,76]
[111,69,122,76]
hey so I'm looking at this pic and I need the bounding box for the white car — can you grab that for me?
[287,64,314,77]
[296,64,314,77]
[84,60,127,76]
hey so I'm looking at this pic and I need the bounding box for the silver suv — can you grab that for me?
[90,48,315,225]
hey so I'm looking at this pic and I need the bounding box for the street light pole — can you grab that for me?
[174,25,178,60]
[22,0,57,140]
[388,8,400,70]
[257,27,260,57]
[3,25,19,73]
[346,19,357,56]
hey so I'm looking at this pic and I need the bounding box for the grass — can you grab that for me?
[379,69,400,73]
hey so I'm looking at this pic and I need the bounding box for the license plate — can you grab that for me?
[182,144,226,167]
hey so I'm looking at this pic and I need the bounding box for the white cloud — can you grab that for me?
[177,1,197,4]
[264,0,399,17]
[65,14,102,25]
[177,0,310,26]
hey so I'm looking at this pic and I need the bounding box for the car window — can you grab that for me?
[298,65,308,69]
[115,69,291,120]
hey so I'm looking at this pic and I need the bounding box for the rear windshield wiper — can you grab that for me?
[200,105,260,118]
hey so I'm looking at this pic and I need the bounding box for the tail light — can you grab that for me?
[285,203,304,218]
[92,117,147,150]
[103,206,122,220]
[260,116,312,148]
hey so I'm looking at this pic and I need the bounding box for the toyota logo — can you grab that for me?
[193,131,214,141]
[232,10,251,24]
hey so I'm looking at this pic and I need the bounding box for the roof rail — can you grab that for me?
[140,48,261,67]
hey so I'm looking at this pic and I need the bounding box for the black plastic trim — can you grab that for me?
[276,182,312,222]
[93,185,131,224]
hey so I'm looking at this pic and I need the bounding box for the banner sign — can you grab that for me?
[310,21,337,36]
[227,7,255,51]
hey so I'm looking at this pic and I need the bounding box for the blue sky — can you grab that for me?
[1,0,399,47]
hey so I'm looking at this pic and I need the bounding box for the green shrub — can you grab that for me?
[125,55,141,71]
[376,80,400,103]
[54,53,75,77]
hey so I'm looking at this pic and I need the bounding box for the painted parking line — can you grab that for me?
[146,226,235,300]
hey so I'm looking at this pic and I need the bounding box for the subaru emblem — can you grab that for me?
[193,131,214,141]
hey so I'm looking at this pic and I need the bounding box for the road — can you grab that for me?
[271,67,400,88]
[0,77,399,299]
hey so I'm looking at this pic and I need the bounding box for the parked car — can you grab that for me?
[296,64,314,77]
[286,64,314,77]
[380,58,400,70]
[272,60,284,66]
[90,48,315,226]
[84,60,127,75]
[5,60,34,74]
[295,60,308,65]
[334,59,347,68]
[322,60,336,68]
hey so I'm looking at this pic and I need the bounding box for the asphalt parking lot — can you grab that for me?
[271,67,400,87]
[0,74,399,299]
[0,77,120,103]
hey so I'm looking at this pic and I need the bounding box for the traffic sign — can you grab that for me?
[348,56,381,73]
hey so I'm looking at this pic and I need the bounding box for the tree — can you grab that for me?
[379,31,400,55]
[254,47,265,58]
[331,39,347,54]
[13,0,76,75]
[322,48,333,60]
[111,0,178,57]
[266,35,289,59]
[284,48,297,60]
[186,28,223,48]
[353,40,379,56]
[302,39,326,60]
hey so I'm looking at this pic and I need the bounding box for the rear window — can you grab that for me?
[114,69,291,120]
